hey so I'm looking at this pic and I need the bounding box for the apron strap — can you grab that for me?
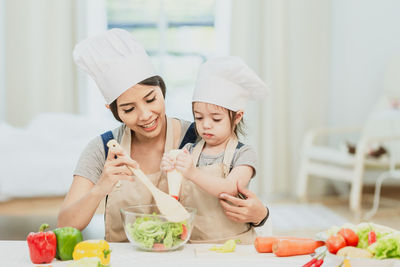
[165,117,174,152]
[191,139,205,165]
[101,131,115,159]
[179,122,197,149]
[228,141,244,172]
[191,138,239,177]
[100,130,115,234]
[222,138,239,177]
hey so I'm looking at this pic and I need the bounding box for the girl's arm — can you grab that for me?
[57,148,137,230]
[174,150,253,197]
[187,165,252,197]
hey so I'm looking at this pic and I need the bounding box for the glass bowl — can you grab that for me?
[120,204,196,252]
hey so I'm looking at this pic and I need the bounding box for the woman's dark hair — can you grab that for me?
[109,75,166,122]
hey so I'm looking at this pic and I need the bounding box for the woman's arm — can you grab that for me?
[218,181,268,225]
[57,148,137,230]
[57,176,102,230]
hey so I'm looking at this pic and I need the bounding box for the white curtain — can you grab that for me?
[0,0,5,122]
[230,0,331,199]
[3,0,78,126]
[3,0,107,126]
[74,0,107,118]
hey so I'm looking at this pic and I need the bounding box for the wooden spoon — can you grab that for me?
[106,139,190,222]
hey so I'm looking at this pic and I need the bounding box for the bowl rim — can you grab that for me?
[120,204,196,217]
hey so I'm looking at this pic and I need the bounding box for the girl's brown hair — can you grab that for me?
[108,75,166,122]
[228,110,245,138]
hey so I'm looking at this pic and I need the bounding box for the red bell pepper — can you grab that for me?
[27,223,57,264]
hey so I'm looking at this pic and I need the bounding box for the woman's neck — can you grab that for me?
[129,116,167,174]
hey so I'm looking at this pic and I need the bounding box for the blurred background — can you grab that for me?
[1,0,400,240]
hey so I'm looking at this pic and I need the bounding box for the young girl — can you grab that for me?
[161,56,268,244]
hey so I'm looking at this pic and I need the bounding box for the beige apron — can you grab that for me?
[180,138,257,244]
[104,118,176,242]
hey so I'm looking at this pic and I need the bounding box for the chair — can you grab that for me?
[297,55,400,217]
[364,165,400,220]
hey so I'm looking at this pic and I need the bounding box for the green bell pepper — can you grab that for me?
[53,227,83,260]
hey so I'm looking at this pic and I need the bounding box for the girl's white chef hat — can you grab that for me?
[192,56,268,112]
[73,28,157,104]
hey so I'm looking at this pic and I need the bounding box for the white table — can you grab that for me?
[3,240,315,267]
[5,241,399,267]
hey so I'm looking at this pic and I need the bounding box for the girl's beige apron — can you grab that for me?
[180,138,256,244]
[104,118,176,242]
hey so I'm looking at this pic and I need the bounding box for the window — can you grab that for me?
[106,0,230,121]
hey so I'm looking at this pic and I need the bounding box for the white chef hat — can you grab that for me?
[192,56,268,111]
[73,28,157,104]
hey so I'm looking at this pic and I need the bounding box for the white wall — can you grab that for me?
[0,0,5,122]
[286,0,332,196]
[74,0,109,120]
[230,0,332,198]
[4,0,77,126]
[329,0,400,127]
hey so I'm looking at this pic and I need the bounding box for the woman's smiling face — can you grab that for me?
[117,83,166,139]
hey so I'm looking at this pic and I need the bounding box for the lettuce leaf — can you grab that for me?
[368,232,400,259]
[355,223,394,249]
[128,215,185,249]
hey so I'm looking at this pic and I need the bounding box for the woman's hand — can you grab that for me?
[95,146,139,195]
[174,149,196,179]
[219,181,268,225]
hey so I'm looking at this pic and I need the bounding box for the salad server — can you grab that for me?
[107,139,190,222]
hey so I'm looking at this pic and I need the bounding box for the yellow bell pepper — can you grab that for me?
[337,258,351,267]
[343,258,351,267]
[72,240,111,265]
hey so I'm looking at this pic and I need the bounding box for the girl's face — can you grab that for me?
[117,84,166,140]
[193,102,234,146]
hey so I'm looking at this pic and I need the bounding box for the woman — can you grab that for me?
[57,28,268,242]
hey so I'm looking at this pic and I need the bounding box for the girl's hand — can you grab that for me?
[160,153,175,172]
[95,146,139,195]
[174,149,195,179]
[219,181,268,225]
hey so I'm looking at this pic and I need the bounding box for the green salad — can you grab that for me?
[354,223,393,249]
[127,215,188,250]
[326,222,399,259]
[368,231,400,259]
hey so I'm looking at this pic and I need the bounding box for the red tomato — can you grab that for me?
[180,224,188,240]
[152,243,166,251]
[338,228,359,247]
[368,231,376,245]
[326,234,346,254]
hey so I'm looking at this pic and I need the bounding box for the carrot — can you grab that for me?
[254,237,276,253]
[254,236,311,253]
[272,239,325,257]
